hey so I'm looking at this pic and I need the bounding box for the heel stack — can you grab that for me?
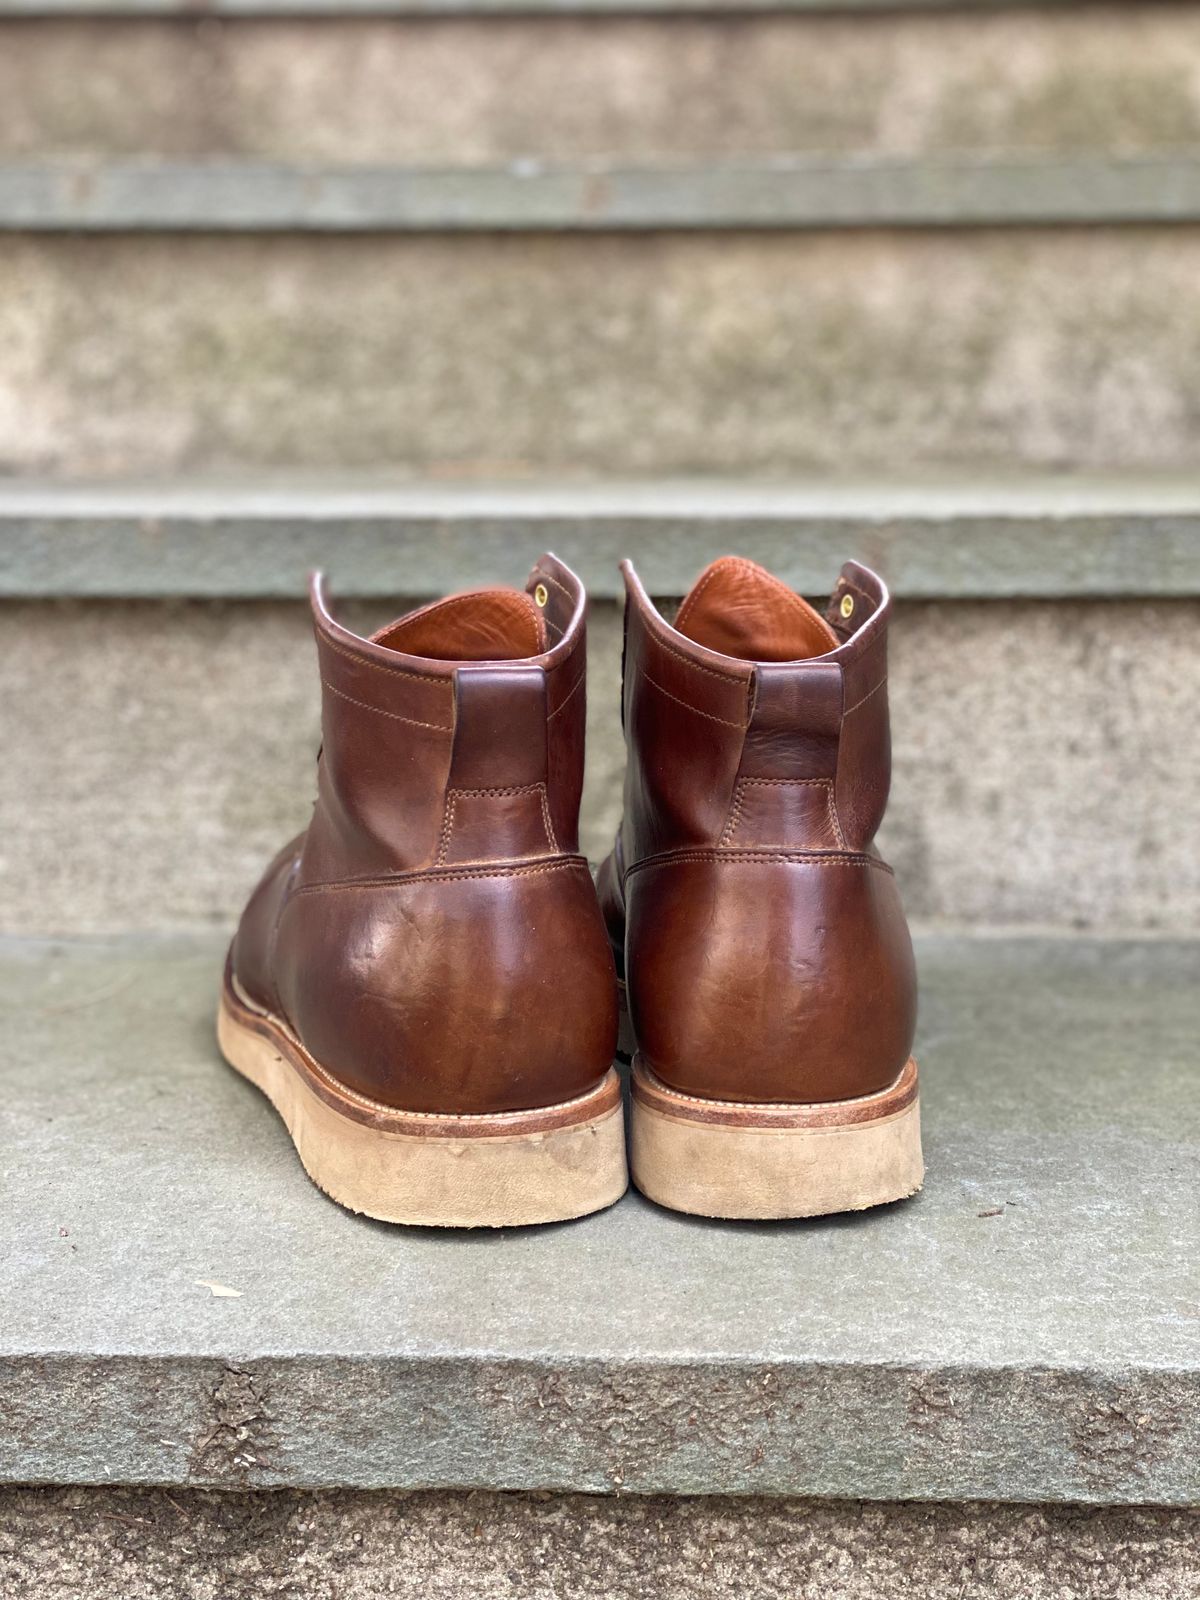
[630,1057,922,1220]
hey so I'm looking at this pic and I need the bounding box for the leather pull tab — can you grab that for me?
[742,662,844,781]
[437,666,556,866]
[449,666,547,791]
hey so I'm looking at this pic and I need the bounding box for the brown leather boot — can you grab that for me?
[218,554,626,1228]
[598,556,922,1219]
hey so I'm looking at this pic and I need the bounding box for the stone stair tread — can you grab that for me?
[3,152,1199,230]
[3,471,1199,600]
[2,932,1197,1501]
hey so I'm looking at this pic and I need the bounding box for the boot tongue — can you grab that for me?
[673,557,838,662]
[373,588,547,662]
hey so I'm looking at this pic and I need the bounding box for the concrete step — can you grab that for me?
[4,228,1199,477]
[3,579,1197,937]
[3,932,1198,1503]
[3,474,1198,600]
[3,6,1198,166]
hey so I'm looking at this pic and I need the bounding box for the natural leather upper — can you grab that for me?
[232,554,617,1115]
[598,556,916,1105]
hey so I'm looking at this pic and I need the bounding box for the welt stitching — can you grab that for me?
[289,857,583,897]
[547,665,586,719]
[649,1062,908,1113]
[843,675,888,718]
[319,630,448,687]
[321,679,451,732]
[642,671,746,729]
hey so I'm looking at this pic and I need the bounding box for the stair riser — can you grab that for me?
[3,9,1199,163]
[5,230,1200,476]
[3,596,1196,935]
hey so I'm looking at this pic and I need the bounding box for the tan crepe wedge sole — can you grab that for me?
[217,965,628,1228]
[630,1057,923,1220]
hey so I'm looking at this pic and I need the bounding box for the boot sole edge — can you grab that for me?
[630,1057,922,1220]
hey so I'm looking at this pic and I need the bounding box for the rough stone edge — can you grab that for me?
[3,1353,1198,1505]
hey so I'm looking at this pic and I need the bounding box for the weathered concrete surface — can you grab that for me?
[2,934,1198,1500]
[3,475,1200,599]
[3,10,1199,163]
[11,153,1200,232]
[2,1488,1199,1599]
[0,597,1196,934]
[3,231,1200,476]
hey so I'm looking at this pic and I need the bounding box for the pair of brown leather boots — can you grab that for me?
[219,553,922,1227]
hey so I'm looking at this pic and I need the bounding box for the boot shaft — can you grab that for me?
[300,553,587,887]
[618,556,893,866]
[232,553,618,1120]
[604,555,915,1113]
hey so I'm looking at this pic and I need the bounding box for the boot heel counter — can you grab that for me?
[626,852,916,1105]
[277,858,617,1115]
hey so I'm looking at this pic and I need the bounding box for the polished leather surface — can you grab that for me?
[232,553,617,1115]
[599,556,916,1106]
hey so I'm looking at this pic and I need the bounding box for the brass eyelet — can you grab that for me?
[534,583,549,608]
[839,592,855,620]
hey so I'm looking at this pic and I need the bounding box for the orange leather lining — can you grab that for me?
[373,588,547,661]
[674,556,838,663]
